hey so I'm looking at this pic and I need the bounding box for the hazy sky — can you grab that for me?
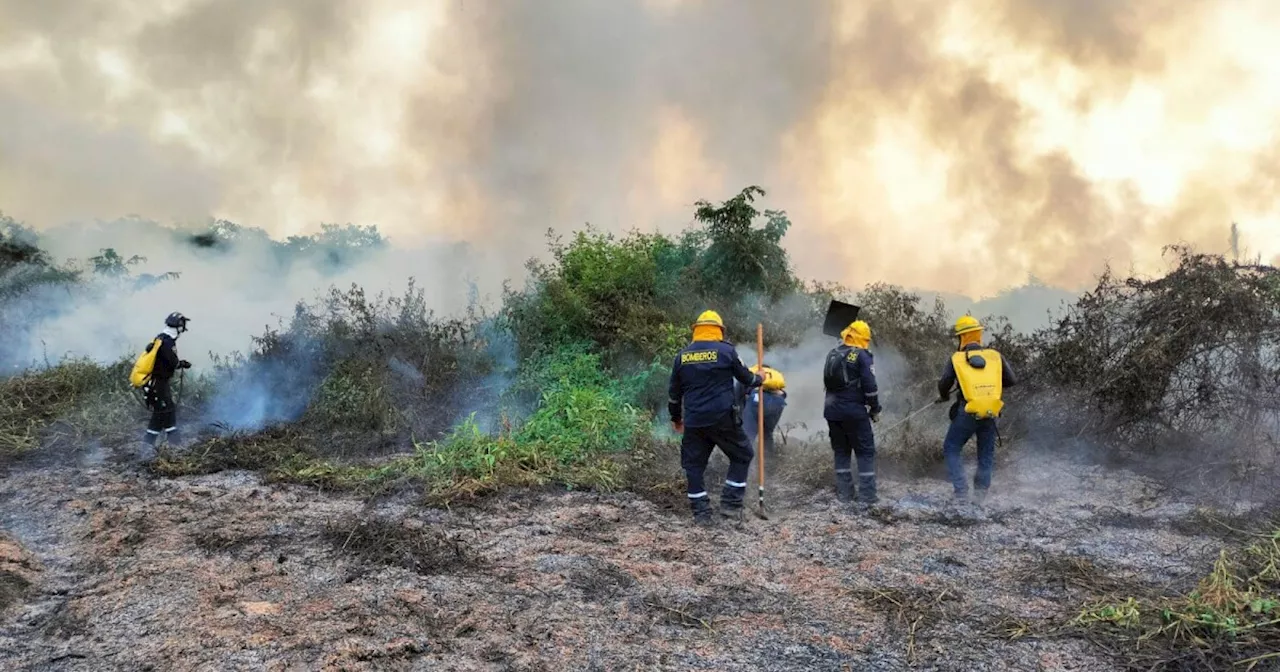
[2,0,1279,297]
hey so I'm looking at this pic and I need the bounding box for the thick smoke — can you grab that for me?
[923,283,1078,335]
[3,0,1279,302]
[740,328,920,443]
[0,218,503,374]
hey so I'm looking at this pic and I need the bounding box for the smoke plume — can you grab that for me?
[3,0,1279,315]
[0,217,502,373]
[740,328,922,442]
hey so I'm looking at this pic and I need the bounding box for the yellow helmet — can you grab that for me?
[841,320,871,347]
[693,310,724,328]
[751,364,787,391]
[954,315,982,336]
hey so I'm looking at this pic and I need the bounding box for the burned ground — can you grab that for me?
[0,442,1265,671]
[4,203,1280,670]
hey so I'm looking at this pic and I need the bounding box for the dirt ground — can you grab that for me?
[0,442,1263,671]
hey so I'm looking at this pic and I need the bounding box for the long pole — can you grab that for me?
[756,323,766,513]
[878,401,934,435]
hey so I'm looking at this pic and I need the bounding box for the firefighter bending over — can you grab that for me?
[742,362,787,455]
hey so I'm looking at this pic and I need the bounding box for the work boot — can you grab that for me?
[972,488,989,506]
[943,490,972,518]
[719,484,746,522]
[857,474,879,505]
[835,471,854,503]
[140,431,159,460]
[690,497,715,526]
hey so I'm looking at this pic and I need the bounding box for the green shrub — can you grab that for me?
[303,359,399,433]
[501,228,680,363]
[502,186,814,371]
[158,346,655,503]
[0,358,140,458]
[512,349,646,458]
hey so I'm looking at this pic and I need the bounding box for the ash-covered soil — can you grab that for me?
[0,446,1260,671]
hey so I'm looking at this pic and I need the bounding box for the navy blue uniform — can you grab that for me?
[669,340,761,428]
[823,345,882,503]
[668,339,762,515]
[143,332,188,446]
[937,343,1017,497]
[742,387,786,455]
[824,345,881,420]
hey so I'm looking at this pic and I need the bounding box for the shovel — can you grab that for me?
[753,323,770,521]
[821,299,861,338]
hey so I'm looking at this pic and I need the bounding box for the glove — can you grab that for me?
[869,410,880,423]
[178,360,192,369]
[934,395,949,404]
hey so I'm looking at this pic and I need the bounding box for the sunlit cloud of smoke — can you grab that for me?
[2,0,1279,298]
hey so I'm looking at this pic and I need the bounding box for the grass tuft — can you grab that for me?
[1065,526,1280,670]
[0,358,139,461]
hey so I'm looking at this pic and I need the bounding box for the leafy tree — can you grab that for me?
[88,248,145,277]
[0,215,82,299]
[187,219,385,275]
[686,185,799,305]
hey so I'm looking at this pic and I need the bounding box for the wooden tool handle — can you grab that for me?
[756,323,765,488]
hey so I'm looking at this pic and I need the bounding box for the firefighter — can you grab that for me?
[742,363,787,456]
[668,310,764,525]
[936,315,1017,505]
[823,320,881,505]
[141,312,192,456]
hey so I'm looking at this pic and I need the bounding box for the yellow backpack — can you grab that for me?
[951,349,1005,419]
[129,337,163,388]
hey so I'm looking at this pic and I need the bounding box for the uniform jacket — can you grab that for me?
[151,331,181,381]
[669,339,762,428]
[823,346,881,421]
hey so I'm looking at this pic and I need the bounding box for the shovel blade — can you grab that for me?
[822,300,861,338]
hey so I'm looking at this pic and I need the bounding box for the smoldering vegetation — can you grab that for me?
[3,188,1279,498]
[1015,250,1280,497]
[3,187,1280,668]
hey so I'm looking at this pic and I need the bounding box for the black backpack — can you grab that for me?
[824,345,860,392]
